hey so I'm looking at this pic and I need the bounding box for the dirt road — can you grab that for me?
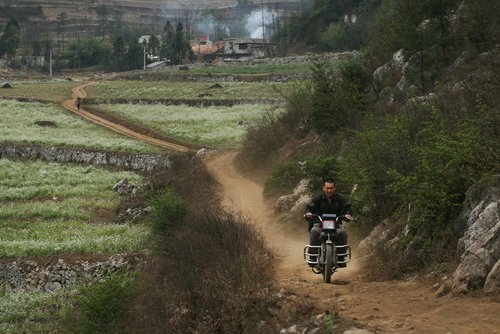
[62,83,194,152]
[64,82,500,333]
[204,151,500,334]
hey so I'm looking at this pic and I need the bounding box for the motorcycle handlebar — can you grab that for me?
[304,213,352,222]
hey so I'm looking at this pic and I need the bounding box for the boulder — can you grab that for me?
[451,176,500,294]
[484,260,500,294]
[396,51,435,95]
[274,178,311,217]
[373,49,404,90]
[275,193,299,214]
[358,217,399,254]
[287,193,311,221]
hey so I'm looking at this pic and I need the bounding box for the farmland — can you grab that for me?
[86,80,288,101]
[0,99,161,153]
[96,103,284,147]
[0,69,292,332]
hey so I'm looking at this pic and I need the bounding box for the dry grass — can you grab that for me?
[125,156,277,333]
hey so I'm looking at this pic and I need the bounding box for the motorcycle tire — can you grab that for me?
[323,243,334,283]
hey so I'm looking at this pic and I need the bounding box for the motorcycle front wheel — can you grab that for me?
[323,243,334,283]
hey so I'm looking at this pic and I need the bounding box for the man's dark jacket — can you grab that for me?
[305,192,351,231]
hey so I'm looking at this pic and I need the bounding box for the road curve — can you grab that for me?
[62,82,194,153]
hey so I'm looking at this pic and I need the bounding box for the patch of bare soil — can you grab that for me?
[204,151,500,334]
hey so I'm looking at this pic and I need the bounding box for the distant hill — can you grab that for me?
[0,0,303,53]
[0,0,303,30]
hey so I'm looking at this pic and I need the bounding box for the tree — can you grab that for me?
[0,17,21,62]
[148,34,160,59]
[171,22,192,64]
[65,37,112,68]
[160,21,174,62]
[310,60,366,133]
[56,12,67,52]
[125,40,143,70]
[32,39,42,56]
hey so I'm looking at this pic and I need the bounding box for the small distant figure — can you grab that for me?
[76,97,81,110]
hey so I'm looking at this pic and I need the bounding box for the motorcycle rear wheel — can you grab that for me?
[323,244,334,283]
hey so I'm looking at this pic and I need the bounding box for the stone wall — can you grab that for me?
[0,143,178,172]
[0,254,147,293]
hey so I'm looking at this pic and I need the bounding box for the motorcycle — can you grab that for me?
[303,206,351,283]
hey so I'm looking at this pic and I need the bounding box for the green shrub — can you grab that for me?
[237,111,289,168]
[264,161,303,197]
[274,79,314,133]
[304,156,339,192]
[387,107,485,244]
[310,60,366,133]
[64,275,138,334]
[149,188,187,235]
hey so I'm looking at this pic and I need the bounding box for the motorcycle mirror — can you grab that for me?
[306,202,316,211]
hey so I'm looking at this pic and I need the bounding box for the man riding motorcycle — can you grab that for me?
[305,178,352,267]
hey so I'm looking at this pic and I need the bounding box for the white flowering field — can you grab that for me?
[0,100,160,153]
[0,80,77,102]
[0,289,70,333]
[86,80,288,100]
[0,159,148,257]
[97,103,285,147]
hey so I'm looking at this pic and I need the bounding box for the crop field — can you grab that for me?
[0,64,290,332]
[0,99,160,153]
[187,62,315,75]
[97,103,285,147]
[0,289,69,333]
[0,80,78,102]
[86,80,288,100]
[0,159,148,257]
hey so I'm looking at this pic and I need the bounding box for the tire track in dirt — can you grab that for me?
[61,82,194,153]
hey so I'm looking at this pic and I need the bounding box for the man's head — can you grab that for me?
[322,178,336,198]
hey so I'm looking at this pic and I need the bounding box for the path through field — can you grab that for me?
[62,83,193,152]
[66,82,500,333]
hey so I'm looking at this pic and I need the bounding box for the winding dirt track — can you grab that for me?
[66,82,500,333]
[204,154,500,334]
[62,83,193,152]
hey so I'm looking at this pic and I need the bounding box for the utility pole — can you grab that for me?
[143,43,146,70]
[49,49,52,77]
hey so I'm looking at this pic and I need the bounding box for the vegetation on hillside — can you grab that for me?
[240,0,500,274]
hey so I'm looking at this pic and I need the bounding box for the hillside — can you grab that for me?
[1,0,303,32]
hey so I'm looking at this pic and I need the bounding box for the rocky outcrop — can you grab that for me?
[275,179,310,213]
[452,175,500,294]
[0,143,176,171]
[373,50,404,92]
[0,254,147,293]
[357,217,402,255]
[274,178,311,221]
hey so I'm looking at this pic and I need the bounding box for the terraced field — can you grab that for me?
[0,67,292,332]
